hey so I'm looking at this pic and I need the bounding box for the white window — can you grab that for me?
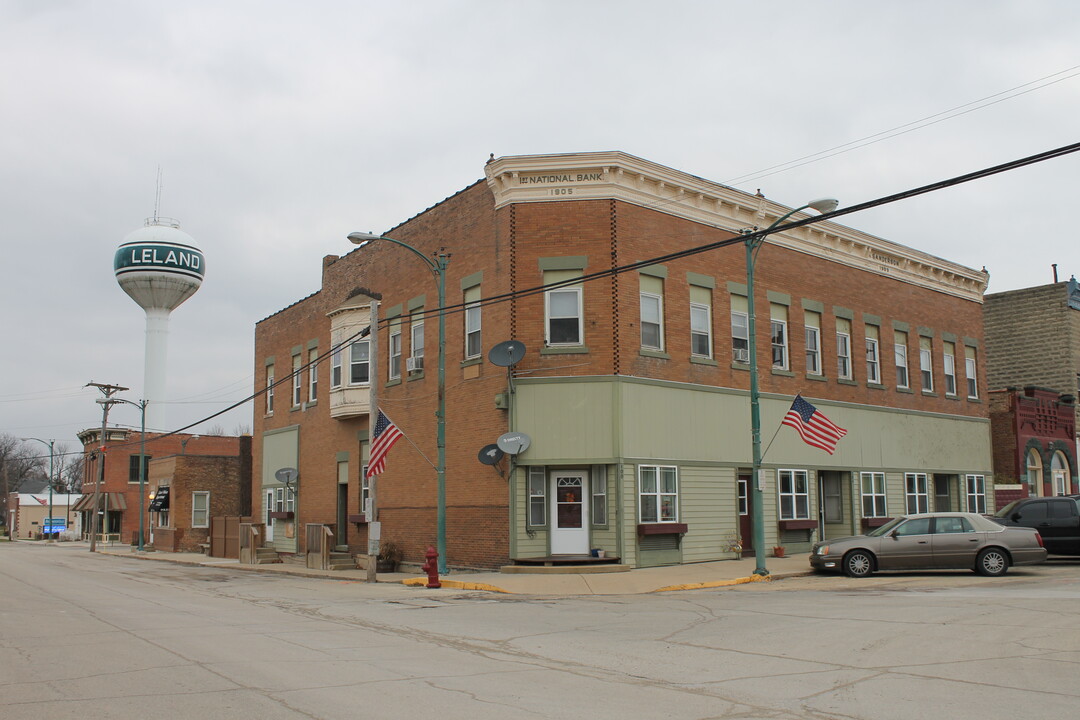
[464,284,482,359]
[770,303,788,370]
[592,475,607,526]
[528,466,546,526]
[805,311,821,375]
[731,294,749,364]
[389,326,402,380]
[640,293,664,350]
[943,341,957,395]
[964,346,978,399]
[292,354,302,407]
[690,285,712,358]
[1052,451,1069,496]
[349,340,370,384]
[331,346,343,388]
[191,491,210,528]
[894,331,909,389]
[360,459,371,517]
[639,465,678,523]
[865,325,880,384]
[285,486,296,513]
[861,472,887,517]
[410,317,425,370]
[308,348,318,402]
[905,473,929,514]
[965,474,986,513]
[836,317,852,380]
[1027,448,1043,496]
[265,364,275,414]
[546,287,583,346]
[778,469,810,520]
[919,337,933,392]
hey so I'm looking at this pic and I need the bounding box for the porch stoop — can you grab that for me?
[254,546,282,564]
[327,551,357,570]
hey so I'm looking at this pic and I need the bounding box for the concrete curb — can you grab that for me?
[401,577,513,593]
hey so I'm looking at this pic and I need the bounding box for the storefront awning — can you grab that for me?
[148,486,170,511]
[71,493,127,512]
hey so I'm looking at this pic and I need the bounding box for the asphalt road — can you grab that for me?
[3,542,1079,719]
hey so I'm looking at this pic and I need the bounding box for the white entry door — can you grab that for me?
[264,489,275,542]
[550,471,589,555]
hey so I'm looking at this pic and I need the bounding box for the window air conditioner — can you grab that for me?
[733,348,750,363]
[406,356,424,372]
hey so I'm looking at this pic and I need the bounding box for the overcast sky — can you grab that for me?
[3,0,1078,456]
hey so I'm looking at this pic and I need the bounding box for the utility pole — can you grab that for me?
[86,382,128,552]
[366,300,380,583]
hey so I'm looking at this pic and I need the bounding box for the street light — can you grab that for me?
[745,197,838,577]
[348,231,450,574]
[24,438,55,541]
[110,397,150,551]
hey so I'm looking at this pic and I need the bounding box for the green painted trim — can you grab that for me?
[385,304,402,318]
[863,313,881,326]
[771,369,795,377]
[639,264,667,279]
[897,387,915,394]
[731,362,750,371]
[727,281,748,296]
[460,357,482,368]
[837,378,858,386]
[335,451,350,462]
[833,306,854,320]
[962,336,980,348]
[767,290,791,305]
[541,346,589,355]
[407,372,425,381]
[460,270,483,290]
[942,331,958,343]
[867,382,887,390]
[290,345,303,356]
[385,378,401,388]
[689,356,719,366]
[639,349,670,360]
[802,299,824,313]
[538,256,588,271]
[687,272,715,289]
[307,338,319,350]
[806,374,828,382]
[921,390,938,398]
[264,356,275,366]
[891,320,910,332]
[356,430,369,442]
[407,294,425,311]
[917,326,934,338]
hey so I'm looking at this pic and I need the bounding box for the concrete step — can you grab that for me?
[327,551,356,571]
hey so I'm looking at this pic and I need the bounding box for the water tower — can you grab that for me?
[114,218,205,429]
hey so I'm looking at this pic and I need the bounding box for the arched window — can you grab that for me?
[1026,449,1043,497]
[1051,451,1070,496]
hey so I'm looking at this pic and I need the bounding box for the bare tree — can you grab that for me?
[53,443,83,493]
[1,434,40,526]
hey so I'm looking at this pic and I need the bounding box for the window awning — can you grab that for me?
[71,493,128,512]
[148,486,170,511]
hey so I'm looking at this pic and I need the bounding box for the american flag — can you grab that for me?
[368,409,404,476]
[782,394,847,455]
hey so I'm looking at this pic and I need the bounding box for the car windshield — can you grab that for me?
[995,501,1020,517]
[865,517,906,537]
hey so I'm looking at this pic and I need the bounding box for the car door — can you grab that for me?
[1010,500,1050,548]
[1045,498,1079,554]
[877,517,933,569]
[931,516,981,568]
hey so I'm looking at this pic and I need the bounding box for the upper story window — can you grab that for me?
[265,363,275,414]
[804,310,821,376]
[388,322,402,380]
[464,284,481,360]
[943,341,957,395]
[639,274,664,351]
[128,455,151,484]
[836,317,852,380]
[410,315,425,372]
[770,303,788,370]
[964,345,978,399]
[544,269,584,347]
[690,301,712,358]
[731,294,749,364]
[292,354,302,407]
[331,346,343,388]
[894,330,909,389]
[865,325,880,384]
[919,337,933,392]
[308,347,318,401]
[349,340,370,384]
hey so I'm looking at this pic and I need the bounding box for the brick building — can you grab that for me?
[75,429,250,545]
[984,278,1080,505]
[253,151,994,570]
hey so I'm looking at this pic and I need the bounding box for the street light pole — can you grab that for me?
[348,231,450,574]
[111,397,149,551]
[25,438,55,541]
[745,198,837,577]
[86,382,127,552]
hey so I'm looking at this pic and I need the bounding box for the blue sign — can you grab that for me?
[42,517,66,533]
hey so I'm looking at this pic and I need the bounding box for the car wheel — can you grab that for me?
[975,548,1009,577]
[843,550,874,578]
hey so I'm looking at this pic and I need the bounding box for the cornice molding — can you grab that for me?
[485,152,989,302]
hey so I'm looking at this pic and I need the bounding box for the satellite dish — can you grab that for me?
[497,432,531,455]
[488,340,526,367]
[477,444,504,466]
[275,467,298,488]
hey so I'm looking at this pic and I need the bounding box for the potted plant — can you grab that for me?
[773,545,786,558]
[376,539,403,572]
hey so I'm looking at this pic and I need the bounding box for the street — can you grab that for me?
[2,542,1079,720]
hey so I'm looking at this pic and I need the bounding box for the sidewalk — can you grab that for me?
[59,541,812,595]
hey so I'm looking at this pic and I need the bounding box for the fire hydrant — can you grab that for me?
[423,545,441,588]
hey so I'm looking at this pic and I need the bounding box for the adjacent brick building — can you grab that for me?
[984,278,1080,505]
[254,151,994,571]
[75,429,250,545]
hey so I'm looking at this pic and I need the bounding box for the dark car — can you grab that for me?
[992,496,1080,555]
[810,512,1047,577]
